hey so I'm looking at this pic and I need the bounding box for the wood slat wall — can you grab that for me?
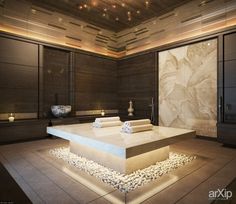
[75,52,118,112]
[0,0,117,57]
[0,37,38,117]
[117,52,156,119]
[0,34,119,143]
[1,0,236,58]
[116,0,236,56]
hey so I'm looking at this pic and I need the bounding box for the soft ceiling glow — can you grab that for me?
[0,26,118,58]
[1,0,235,58]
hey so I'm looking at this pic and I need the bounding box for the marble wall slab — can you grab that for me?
[159,39,217,137]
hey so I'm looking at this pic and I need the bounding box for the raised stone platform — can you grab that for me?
[47,123,195,174]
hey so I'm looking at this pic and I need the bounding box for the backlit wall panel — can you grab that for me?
[158,39,217,137]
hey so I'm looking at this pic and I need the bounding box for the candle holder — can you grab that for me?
[101,110,105,116]
[8,113,15,122]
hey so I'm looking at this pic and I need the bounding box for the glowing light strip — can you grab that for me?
[63,167,178,204]
[128,175,178,204]
[1,4,236,58]
[0,27,118,58]
[62,167,123,204]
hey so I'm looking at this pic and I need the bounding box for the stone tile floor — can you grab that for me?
[0,138,235,204]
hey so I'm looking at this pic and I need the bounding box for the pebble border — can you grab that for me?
[49,147,196,193]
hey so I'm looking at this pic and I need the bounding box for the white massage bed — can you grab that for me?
[47,123,195,174]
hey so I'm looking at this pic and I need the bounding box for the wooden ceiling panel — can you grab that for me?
[26,0,194,32]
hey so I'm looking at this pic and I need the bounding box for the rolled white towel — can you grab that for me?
[124,119,151,127]
[125,124,153,134]
[93,120,122,128]
[95,116,120,123]
[121,125,127,133]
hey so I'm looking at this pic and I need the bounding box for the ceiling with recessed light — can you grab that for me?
[26,0,193,32]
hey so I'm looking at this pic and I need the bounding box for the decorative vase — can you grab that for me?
[128,100,134,116]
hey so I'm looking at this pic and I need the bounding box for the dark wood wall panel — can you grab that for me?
[223,32,236,123]
[0,34,119,143]
[0,37,38,66]
[0,89,38,113]
[224,61,236,87]
[224,33,236,61]
[74,53,117,111]
[0,64,38,89]
[0,37,38,116]
[224,60,236,122]
[117,53,156,119]
[0,120,49,144]
[218,32,236,145]
[42,47,71,117]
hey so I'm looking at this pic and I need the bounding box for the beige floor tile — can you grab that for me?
[0,138,236,204]
[102,190,126,204]
[24,151,104,203]
[0,138,67,154]
[38,149,116,194]
[126,156,208,204]
[0,153,44,204]
[176,159,236,204]
[89,196,113,204]
[142,156,232,204]
[4,154,78,203]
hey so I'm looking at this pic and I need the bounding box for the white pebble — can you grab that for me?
[49,147,196,193]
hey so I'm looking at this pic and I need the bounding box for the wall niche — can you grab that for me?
[41,46,72,118]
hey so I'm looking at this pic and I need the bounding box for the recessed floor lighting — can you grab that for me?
[50,147,196,193]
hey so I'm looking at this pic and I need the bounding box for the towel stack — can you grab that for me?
[93,116,122,128]
[121,119,153,134]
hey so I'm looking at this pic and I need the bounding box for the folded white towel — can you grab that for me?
[124,119,151,127]
[93,120,122,128]
[123,124,153,134]
[95,116,120,123]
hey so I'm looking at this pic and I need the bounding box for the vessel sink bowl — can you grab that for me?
[51,105,71,118]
